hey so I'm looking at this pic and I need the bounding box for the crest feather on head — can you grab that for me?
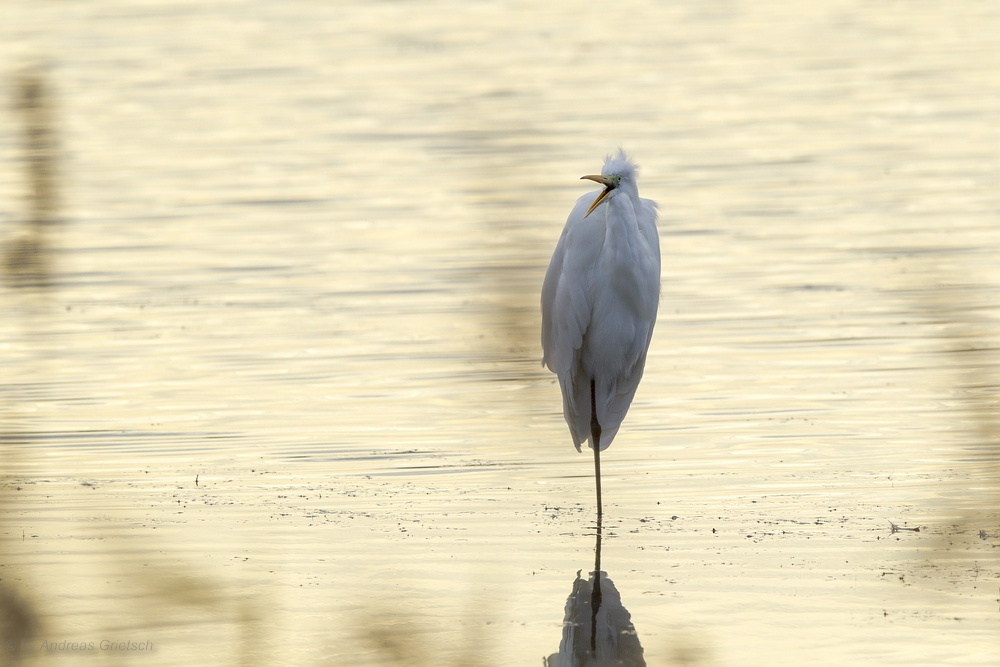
[601,148,638,181]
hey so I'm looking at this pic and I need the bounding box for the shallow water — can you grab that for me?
[1,1,999,665]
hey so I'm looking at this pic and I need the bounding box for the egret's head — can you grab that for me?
[581,150,638,218]
[601,149,638,183]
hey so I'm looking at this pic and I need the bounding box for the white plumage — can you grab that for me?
[541,151,660,454]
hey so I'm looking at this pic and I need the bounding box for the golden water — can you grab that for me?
[1,1,999,665]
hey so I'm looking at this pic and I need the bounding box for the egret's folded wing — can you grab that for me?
[542,193,606,450]
[542,193,601,374]
[602,346,650,444]
[549,263,594,450]
[589,195,660,449]
[540,229,566,370]
[637,197,660,266]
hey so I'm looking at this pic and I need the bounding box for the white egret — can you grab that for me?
[541,150,660,521]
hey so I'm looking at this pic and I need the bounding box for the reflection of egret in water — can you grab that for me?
[545,521,645,667]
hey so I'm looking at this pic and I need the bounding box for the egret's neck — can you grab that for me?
[602,185,651,292]
[604,187,641,239]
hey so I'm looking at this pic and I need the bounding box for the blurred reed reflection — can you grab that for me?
[0,570,40,667]
[919,281,1000,545]
[545,524,645,667]
[468,200,548,375]
[358,598,492,667]
[115,561,264,667]
[451,98,562,377]
[0,64,56,665]
[0,64,262,666]
[3,65,57,291]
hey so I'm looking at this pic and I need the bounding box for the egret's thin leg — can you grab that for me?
[589,379,604,655]
[590,505,604,654]
[590,378,602,522]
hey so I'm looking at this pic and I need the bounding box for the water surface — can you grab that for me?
[1,2,999,665]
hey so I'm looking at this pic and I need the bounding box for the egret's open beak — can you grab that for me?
[581,174,615,218]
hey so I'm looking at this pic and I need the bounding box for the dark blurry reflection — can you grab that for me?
[0,66,52,650]
[0,584,40,666]
[0,66,58,650]
[545,523,645,667]
[921,286,1000,546]
[3,65,57,290]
